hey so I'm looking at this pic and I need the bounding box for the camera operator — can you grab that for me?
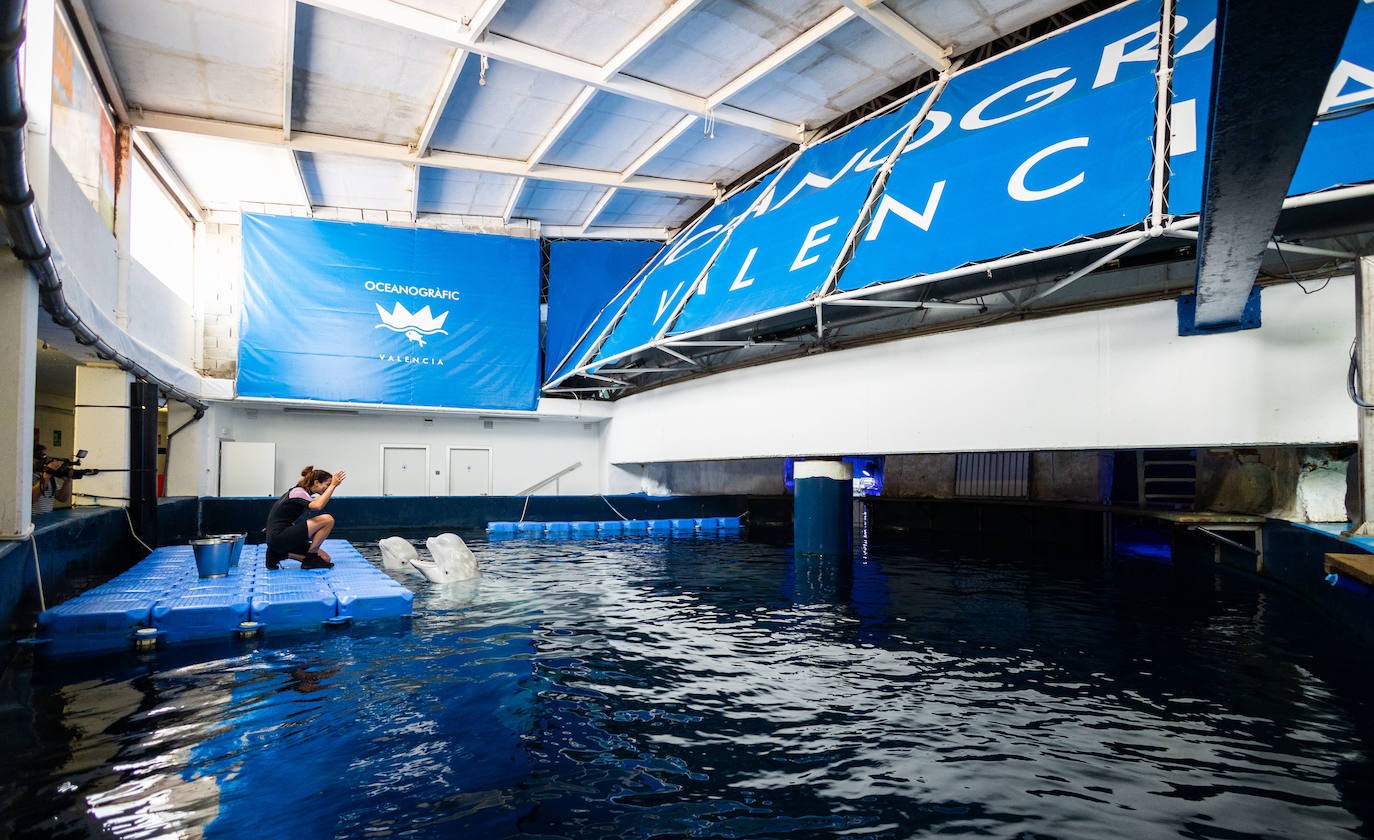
[32,444,73,514]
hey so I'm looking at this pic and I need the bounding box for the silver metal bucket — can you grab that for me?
[206,533,246,566]
[190,538,233,578]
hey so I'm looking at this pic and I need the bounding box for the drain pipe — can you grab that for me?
[0,0,207,414]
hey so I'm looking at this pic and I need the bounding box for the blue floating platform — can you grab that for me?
[37,539,412,652]
[485,518,744,539]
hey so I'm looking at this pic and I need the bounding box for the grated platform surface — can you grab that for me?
[37,539,412,653]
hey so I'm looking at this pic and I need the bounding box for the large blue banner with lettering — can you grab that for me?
[839,0,1158,291]
[239,214,540,409]
[670,93,932,335]
[590,180,774,365]
[1169,0,1374,215]
[545,240,661,379]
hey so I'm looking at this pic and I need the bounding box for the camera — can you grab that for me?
[50,449,95,479]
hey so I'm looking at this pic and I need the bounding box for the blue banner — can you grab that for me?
[1169,0,1374,216]
[545,276,643,385]
[671,94,931,334]
[839,0,1158,291]
[590,180,773,365]
[239,214,540,410]
[545,240,661,379]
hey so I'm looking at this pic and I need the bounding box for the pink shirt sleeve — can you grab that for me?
[289,487,314,501]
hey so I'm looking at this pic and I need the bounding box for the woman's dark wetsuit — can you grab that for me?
[264,487,314,568]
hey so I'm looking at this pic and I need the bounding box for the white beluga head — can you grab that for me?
[413,532,479,583]
[378,536,420,571]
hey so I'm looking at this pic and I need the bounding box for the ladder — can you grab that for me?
[1137,448,1197,509]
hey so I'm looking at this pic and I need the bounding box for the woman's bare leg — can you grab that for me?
[306,514,335,560]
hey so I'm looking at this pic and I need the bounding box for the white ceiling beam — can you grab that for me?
[835,0,951,71]
[288,149,313,215]
[580,187,617,232]
[416,49,468,155]
[623,115,696,176]
[523,0,703,182]
[502,176,525,222]
[600,0,707,80]
[543,225,670,240]
[64,0,129,122]
[296,0,801,140]
[130,131,203,222]
[707,8,855,108]
[131,110,718,197]
[283,0,297,140]
[584,115,698,230]
[462,0,507,39]
[408,164,420,221]
[526,86,597,166]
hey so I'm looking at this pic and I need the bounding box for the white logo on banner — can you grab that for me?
[375,302,449,347]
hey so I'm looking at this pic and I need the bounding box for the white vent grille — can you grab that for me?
[955,452,1030,498]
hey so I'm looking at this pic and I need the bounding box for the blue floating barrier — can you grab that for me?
[546,521,572,534]
[670,518,699,532]
[571,522,598,536]
[516,521,546,535]
[623,520,648,533]
[487,521,516,533]
[152,590,251,643]
[597,520,624,534]
[1327,573,1374,598]
[39,592,155,640]
[251,582,338,628]
[718,516,742,530]
[336,586,413,620]
[646,519,674,532]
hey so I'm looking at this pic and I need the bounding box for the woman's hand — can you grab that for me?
[332,470,346,486]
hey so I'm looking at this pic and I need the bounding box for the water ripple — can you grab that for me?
[3,535,1373,838]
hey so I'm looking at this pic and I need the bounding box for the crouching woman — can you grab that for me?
[265,466,346,569]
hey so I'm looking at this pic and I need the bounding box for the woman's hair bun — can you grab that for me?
[301,465,314,476]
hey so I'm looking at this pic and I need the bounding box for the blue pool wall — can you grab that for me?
[0,497,198,634]
[6,495,1374,644]
[200,494,753,537]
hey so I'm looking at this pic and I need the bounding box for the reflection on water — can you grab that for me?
[2,533,1373,839]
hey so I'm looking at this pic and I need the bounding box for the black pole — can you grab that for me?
[129,380,158,549]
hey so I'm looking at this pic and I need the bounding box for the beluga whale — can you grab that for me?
[378,533,479,583]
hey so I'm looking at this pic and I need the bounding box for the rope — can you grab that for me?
[518,494,530,523]
[28,533,45,612]
[600,495,629,521]
[123,506,155,554]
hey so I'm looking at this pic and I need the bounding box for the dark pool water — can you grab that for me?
[2,531,1373,839]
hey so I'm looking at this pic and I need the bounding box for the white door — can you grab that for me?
[220,441,276,496]
[381,446,428,496]
[448,447,492,495]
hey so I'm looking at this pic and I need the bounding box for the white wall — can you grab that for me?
[43,153,117,317]
[34,391,74,460]
[127,259,195,367]
[199,405,605,497]
[605,279,1357,464]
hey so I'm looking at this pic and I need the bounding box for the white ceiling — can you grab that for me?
[80,0,1090,239]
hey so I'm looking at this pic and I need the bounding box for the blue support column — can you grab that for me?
[794,459,852,558]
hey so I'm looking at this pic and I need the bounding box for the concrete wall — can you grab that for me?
[605,280,1355,462]
[1195,445,1355,523]
[194,223,243,378]
[636,458,788,496]
[180,403,607,498]
[882,451,1106,502]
